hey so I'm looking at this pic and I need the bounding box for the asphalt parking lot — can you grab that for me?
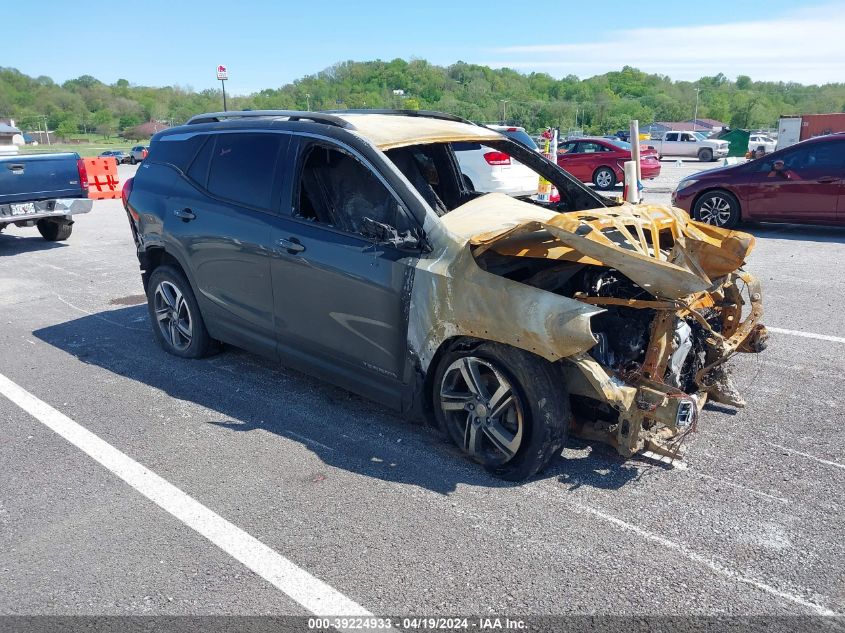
[1,162,843,622]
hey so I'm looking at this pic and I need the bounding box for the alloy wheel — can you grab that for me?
[153,280,193,352]
[439,356,524,465]
[595,169,614,189]
[698,195,733,226]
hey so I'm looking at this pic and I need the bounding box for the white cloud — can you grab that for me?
[481,3,845,84]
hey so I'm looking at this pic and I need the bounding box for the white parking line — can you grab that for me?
[766,442,845,471]
[695,472,789,504]
[0,372,371,619]
[524,483,835,615]
[568,499,835,615]
[767,327,845,344]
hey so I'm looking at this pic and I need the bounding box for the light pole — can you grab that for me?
[306,93,311,111]
[500,100,509,124]
[693,88,701,131]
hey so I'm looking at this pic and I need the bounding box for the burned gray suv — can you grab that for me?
[122,110,767,480]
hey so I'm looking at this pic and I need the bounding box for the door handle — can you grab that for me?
[277,237,305,254]
[6,163,24,171]
[816,176,839,183]
[172,208,196,221]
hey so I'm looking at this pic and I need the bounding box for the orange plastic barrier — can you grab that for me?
[84,157,121,200]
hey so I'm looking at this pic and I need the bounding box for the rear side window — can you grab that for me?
[151,134,208,171]
[205,133,283,210]
[665,133,678,141]
[579,142,607,153]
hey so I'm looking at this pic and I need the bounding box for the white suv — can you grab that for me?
[454,125,540,196]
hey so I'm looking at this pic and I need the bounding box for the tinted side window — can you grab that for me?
[206,133,282,210]
[452,142,483,152]
[665,133,678,142]
[187,136,213,188]
[579,142,606,153]
[151,134,208,171]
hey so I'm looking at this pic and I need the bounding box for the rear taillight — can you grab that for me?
[483,151,511,166]
[76,158,89,190]
[122,177,134,211]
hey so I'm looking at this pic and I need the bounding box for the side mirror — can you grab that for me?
[360,216,425,251]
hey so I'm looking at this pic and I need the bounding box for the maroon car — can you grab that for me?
[672,133,845,228]
[557,137,661,190]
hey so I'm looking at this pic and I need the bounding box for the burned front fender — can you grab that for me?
[408,216,602,373]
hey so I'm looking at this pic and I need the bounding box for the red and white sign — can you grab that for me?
[216,65,228,81]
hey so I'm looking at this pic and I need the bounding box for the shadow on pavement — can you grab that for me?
[0,232,67,255]
[745,222,845,244]
[34,305,641,494]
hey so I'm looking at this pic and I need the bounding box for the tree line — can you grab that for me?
[2,60,844,139]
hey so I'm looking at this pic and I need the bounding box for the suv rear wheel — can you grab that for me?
[433,342,568,480]
[146,265,212,358]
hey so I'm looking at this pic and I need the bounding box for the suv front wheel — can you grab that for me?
[433,342,568,480]
[146,265,212,358]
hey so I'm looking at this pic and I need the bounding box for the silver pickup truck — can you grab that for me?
[0,153,93,241]
[652,131,729,162]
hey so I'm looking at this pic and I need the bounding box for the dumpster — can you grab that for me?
[717,128,751,157]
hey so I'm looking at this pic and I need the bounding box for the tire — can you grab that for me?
[130,156,137,165]
[698,148,713,162]
[432,341,569,480]
[592,166,616,190]
[37,219,73,241]
[146,265,212,359]
[692,190,740,228]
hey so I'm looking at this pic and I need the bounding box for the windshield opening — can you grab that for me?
[384,138,613,217]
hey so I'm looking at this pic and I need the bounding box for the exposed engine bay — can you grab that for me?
[462,198,769,462]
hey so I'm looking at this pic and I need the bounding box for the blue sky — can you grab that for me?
[10,0,844,94]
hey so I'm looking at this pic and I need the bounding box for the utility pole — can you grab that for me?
[306,93,311,111]
[693,88,701,131]
[500,100,508,124]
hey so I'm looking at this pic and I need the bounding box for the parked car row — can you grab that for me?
[99,145,149,166]
[99,150,130,164]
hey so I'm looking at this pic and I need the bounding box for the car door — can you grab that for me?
[745,140,843,222]
[679,133,698,157]
[164,131,288,355]
[269,137,423,406]
[557,142,594,181]
[661,132,680,156]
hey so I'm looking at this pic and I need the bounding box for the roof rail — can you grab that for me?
[324,109,479,126]
[186,110,354,128]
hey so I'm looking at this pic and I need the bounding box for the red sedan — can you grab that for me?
[557,137,661,190]
[672,133,845,228]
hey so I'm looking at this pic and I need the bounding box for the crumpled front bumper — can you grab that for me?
[564,270,767,462]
